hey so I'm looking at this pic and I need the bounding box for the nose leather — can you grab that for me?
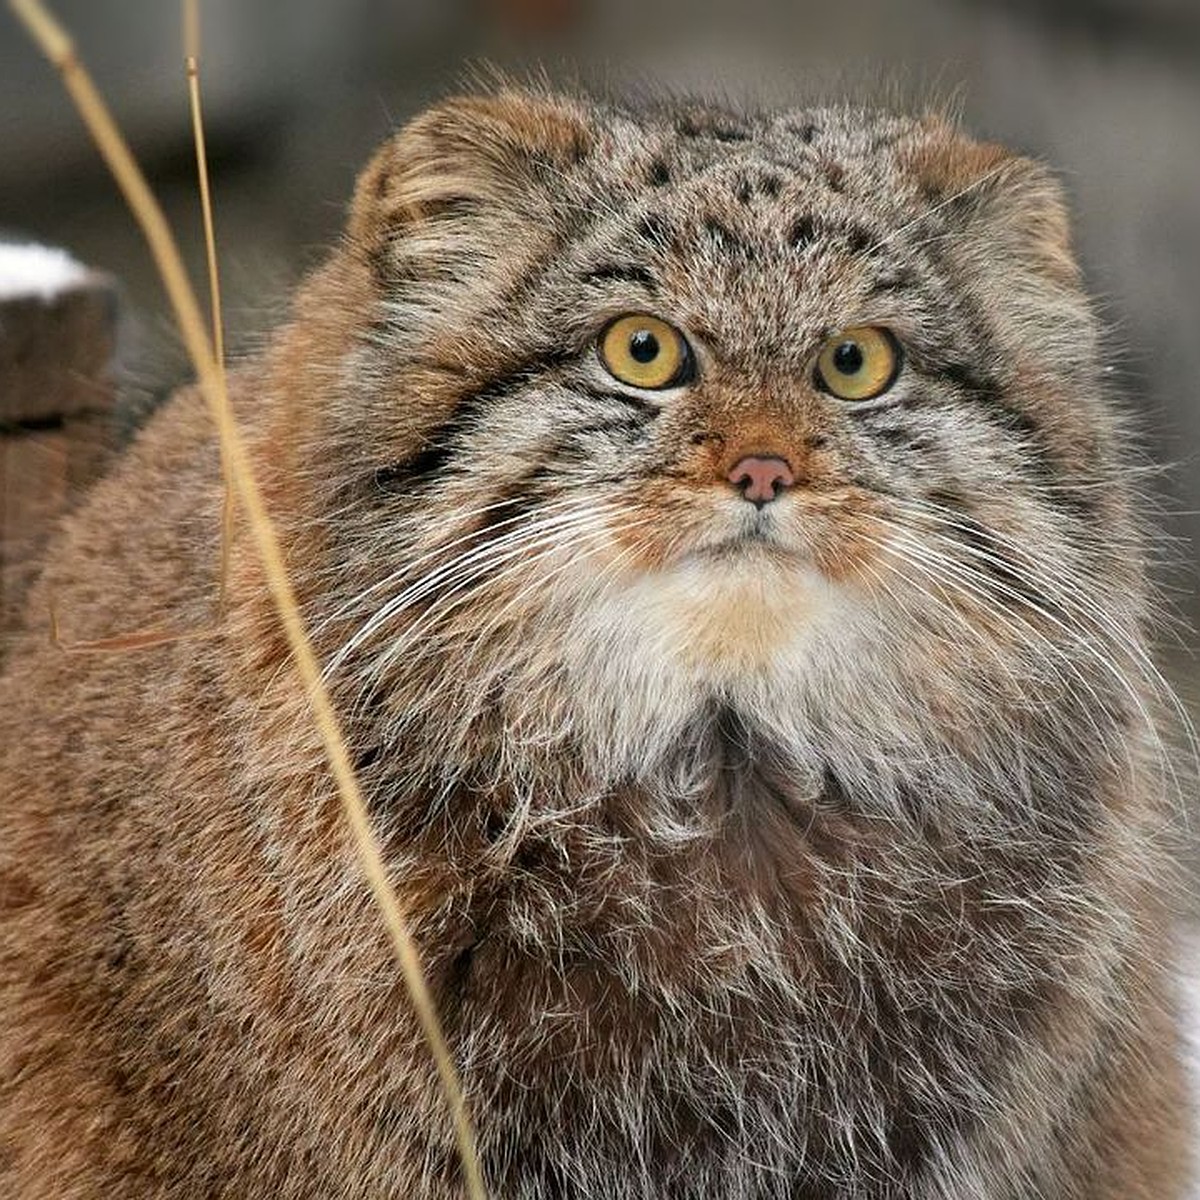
[726,455,795,506]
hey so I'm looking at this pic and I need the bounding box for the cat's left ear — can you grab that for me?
[904,123,1081,289]
[346,88,594,267]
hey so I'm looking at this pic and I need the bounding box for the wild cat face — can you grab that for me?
[317,88,1146,785]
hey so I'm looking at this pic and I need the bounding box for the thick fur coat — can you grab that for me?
[0,87,1191,1197]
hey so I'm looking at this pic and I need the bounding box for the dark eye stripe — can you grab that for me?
[371,352,570,491]
[890,352,1089,519]
[470,464,559,534]
[369,351,664,497]
[866,269,919,298]
[581,264,658,290]
[871,425,919,448]
[563,415,651,442]
[934,361,1045,446]
[468,412,649,535]
[574,382,663,420]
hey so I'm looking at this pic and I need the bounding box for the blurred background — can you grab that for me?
[1,0,1197,710]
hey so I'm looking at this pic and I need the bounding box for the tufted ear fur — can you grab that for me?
[904,121,1081,289]
[347,88,594,272]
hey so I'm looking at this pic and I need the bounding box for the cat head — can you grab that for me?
[283,86,1148,803]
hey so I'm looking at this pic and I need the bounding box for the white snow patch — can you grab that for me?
[0,242,89,302]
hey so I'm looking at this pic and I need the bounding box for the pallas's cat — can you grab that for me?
[0,86,1191,1198]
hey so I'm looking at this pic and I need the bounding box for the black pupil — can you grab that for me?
[833,341,864,375]
[629,330,660,363]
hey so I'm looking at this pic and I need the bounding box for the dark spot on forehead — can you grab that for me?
[581,263,658,290]
[704,217,736,245]
[736,174,784,205]
[790,216,818,250]
[648,158,671,187]
[868,268,919,297]
[820,158,847,193]
[845,226,875,255]
[798,122,820,144]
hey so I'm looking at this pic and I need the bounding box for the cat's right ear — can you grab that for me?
[903,121,1081,289]
[346,90,594,273]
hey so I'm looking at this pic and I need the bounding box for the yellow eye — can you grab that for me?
[598,314,691,390]
[815,326,900,401]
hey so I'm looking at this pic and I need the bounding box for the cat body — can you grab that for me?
[0,88,1191,1198]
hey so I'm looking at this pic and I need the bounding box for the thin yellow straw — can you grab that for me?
[8,3,486,1194]
[182,0,234,613]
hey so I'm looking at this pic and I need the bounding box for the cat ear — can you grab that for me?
[904,124,1080,288]
[347,89,593,265]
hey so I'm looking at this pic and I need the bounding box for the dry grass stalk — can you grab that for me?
[48,601,217,653]
[48,0,231,653]
[184,0,235,615]
[7,2,487,1194]
[48,611,218,651]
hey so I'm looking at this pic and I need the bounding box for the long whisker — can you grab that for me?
[858,512,1182,802]
[406,516,659,735]
[326,504,616,676]
[326,508,626,716]
[336,518,628,735]
[870,518,1148,709]
[885,499,1147,659]
[858,534,1143,793]
[888,496,1198,770]
[842,530,1036,686]
[313,492,591,635]
[854,527,1107,708]
[452,513,658,671]
[358,512,639,689]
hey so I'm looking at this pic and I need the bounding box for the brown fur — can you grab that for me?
[1,85,1192,1197]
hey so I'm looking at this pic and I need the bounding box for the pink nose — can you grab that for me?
[726,455,795,507]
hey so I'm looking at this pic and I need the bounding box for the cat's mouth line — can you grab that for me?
[680,504,801,554]
[683,529,807,565]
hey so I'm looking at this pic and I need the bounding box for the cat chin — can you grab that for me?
[555,554,864,773]
[618,551,843,678]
